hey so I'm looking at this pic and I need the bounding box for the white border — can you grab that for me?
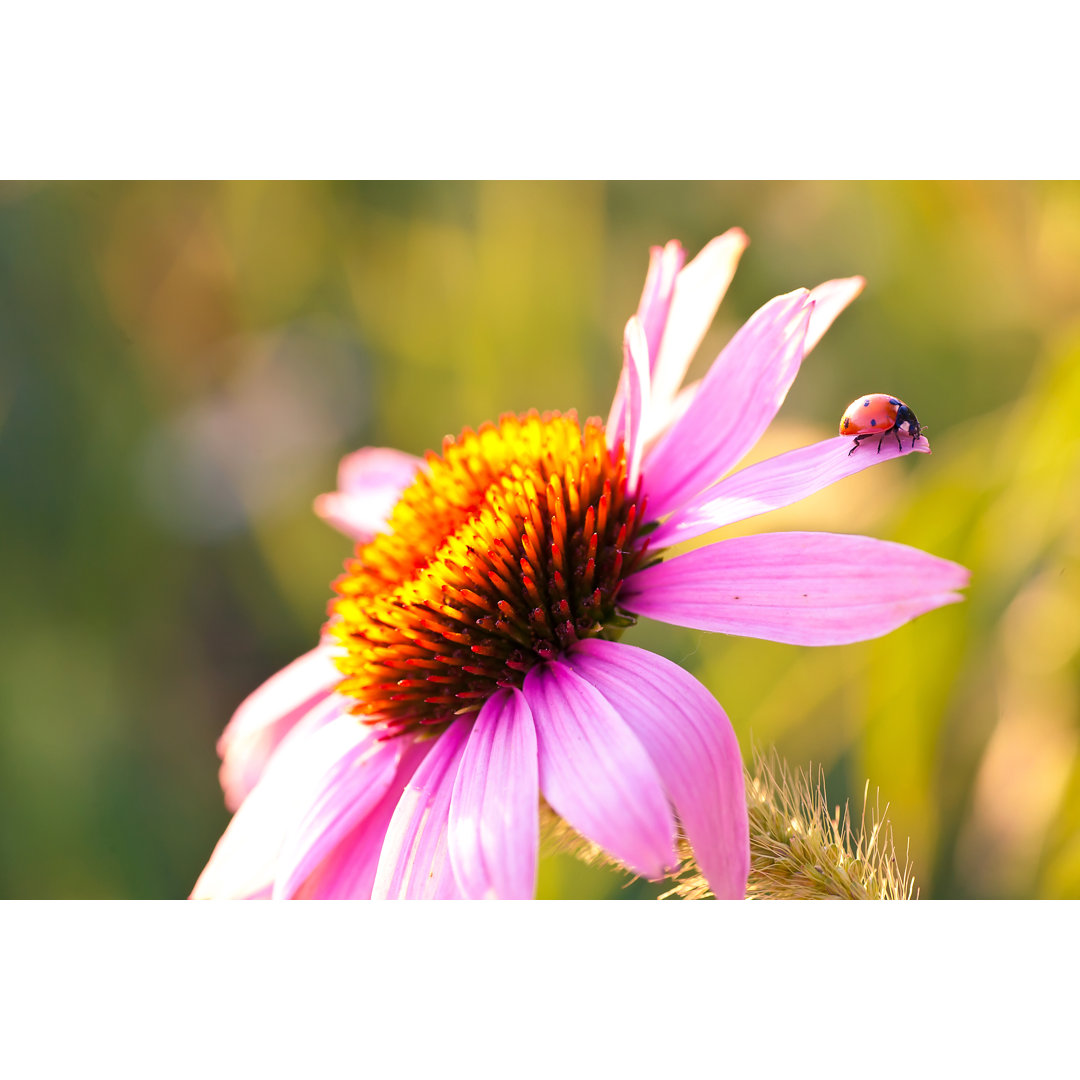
[1,901,1072,1077]
[4,3,1077,178]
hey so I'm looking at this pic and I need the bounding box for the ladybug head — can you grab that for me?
[895,404,923,444]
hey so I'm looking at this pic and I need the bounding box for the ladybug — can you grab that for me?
[839,394,923,456]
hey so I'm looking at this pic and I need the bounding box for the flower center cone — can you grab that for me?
[330,410,650,735]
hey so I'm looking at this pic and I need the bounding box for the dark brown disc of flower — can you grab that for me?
[329,410,649,735]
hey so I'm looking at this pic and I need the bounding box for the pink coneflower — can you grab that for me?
[192,229,968,900]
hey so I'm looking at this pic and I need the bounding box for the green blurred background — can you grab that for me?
[2,180,1078,899]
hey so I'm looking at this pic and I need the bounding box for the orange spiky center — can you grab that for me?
[329,410,649,736]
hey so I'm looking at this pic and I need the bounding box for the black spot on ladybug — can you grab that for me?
[889,398,899,406]
[870,418,877,427]
[842,418,849,430]
[863,399,870,407]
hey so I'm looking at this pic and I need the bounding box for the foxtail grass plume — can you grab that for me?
[193,230,967,900]
[662,749,918,900]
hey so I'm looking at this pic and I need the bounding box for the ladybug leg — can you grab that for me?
[894,426,903,452]
[876,433,885,454]
[848,433,872,456]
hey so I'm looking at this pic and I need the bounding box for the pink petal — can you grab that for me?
[650,228,749,414]
[336,445,421,496]
[622,531,970,646]
[641,290,813,520]
[568,639,749,899]
[292,738,432,899]
[372,718,473,899]
[643,376,701,448]
[272,728,415,899]
[609,242,685,435]
[652,433,931,547]
[217,644,344,812]
[523,662,678,880]
[253,691,354,785]
[804,277,865,356]
[448,689,539,900]
[637,239,686,370]
[192,715,385,899]
[313,446,422,543]
[643,277,861,449]
[606,317,650,491]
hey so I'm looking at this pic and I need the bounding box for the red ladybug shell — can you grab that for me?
[840,394,904,436]
[840,394,923,455]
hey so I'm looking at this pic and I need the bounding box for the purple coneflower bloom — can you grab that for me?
[193,230,968,900]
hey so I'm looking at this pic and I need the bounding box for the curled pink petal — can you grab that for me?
[192,715,384,899]
[523,661,678,880]
[622,315,652,490]
[804,277,865,356]
[448,689,538,900]
[313,446,423,543]
[568,638,748,899]
[606,317,650,491]
[372,717,473,899]
[272,727,414,899]
[217,644,343,812]
[292,738,431,899]
[638,239,686,370]
[652,433,931,547]
[623,531,970,646]
[642,290,813,520]
[609,242,685,434]
[650,228,749,413]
